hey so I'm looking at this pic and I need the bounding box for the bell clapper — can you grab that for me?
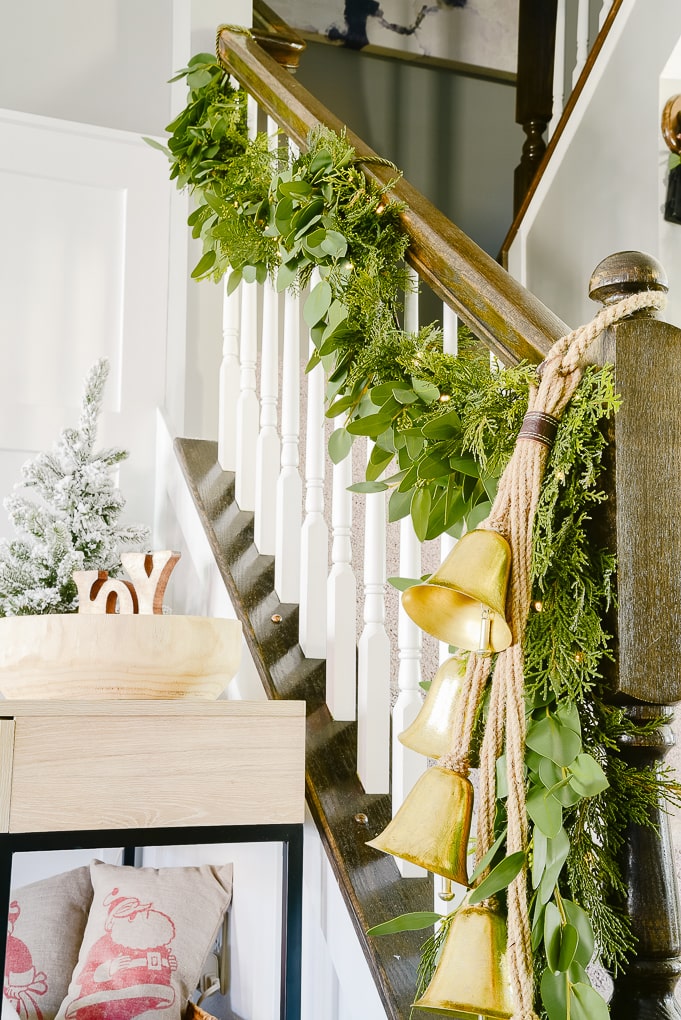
[477,605,492,654]
[438,877,456,902]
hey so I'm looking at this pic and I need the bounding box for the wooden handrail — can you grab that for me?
[499,0,624,266]
[218,28,570,367]
[251,0,306,72]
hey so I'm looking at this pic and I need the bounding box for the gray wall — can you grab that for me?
[296,41,522,258]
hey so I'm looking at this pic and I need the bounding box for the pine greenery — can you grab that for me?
[0,359,150,615]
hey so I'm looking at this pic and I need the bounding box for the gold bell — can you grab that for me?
[366,765,472,885]
[398,656,466,759]
[414,903,513,1018]
[401,530,512,654]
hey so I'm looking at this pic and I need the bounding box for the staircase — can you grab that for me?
[161,14,681,1020]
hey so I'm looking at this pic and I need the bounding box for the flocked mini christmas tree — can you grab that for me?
[0,358,150,616]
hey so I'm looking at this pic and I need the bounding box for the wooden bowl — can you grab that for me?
[0,614,242,699]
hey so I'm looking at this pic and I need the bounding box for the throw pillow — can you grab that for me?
[56,860,233,1020]
[4,866,93,1020]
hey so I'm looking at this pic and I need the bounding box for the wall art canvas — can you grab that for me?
[273,0,519,75]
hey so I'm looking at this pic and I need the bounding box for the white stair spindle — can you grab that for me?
[254,114,282,551]
[390,271,426,873]
[326,448,357,720]
[234,94,260,510]
[218,284,241,471]
[549,0,567,139]
[436,301,462,906]
[274,289,303,603]
[572,0,590,88]
[439,303,457,669]
[357,440,391,794]
[598,0,613,30]
[254,279,281,553]
[392,519,426,876]
[405,265,419,335]
[235,279,259,511]
[299,297,328,657]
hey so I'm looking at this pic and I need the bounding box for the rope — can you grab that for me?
[443,287,666,1019]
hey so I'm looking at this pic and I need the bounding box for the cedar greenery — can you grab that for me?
[155,53,681,1019]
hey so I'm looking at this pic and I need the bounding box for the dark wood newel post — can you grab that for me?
[587,251,681,1018]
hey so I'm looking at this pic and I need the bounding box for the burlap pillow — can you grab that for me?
[3,867,93,1020]
[56,860,233,1020]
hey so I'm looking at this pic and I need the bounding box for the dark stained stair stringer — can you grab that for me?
[175,437,434,1020]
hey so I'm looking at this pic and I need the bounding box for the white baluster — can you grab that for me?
[436,301,465,908]
[598,0,613,30]
[439,300,459,668]
[572,0,590,88]
[254,278,280,553]
[235,279,259,511]
[234,94,260,510]
[548,0,566,139]
[357,440,391,794]
[392,520,426,877]
[218,285,241,471]
[326,448,356,720]
[299,279,328,657]
[254,118,282,552]
[390,273,425,872]
[274,290,303,603]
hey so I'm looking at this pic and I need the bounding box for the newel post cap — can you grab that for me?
[589,251,668,307]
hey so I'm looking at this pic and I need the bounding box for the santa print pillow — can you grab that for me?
[55,860,233,1020]
[3,866,93,1020]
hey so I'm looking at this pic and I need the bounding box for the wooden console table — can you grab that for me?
[0,700,306,1019]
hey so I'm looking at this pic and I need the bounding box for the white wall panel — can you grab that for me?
[0,110,173,532]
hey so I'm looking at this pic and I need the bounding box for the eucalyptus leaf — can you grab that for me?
[412,377,440,403]
[191,249,216,278]
[557,923,579,972]
[562,900,595,966]
[571,982,610,1020]
[526,715,581,767]
[388,576,424,592]
[532,826,548,890]
[468,851,525,905]
[366,911,442,936]
[540,968,568,1020]
[405,432,426,461]
[469,827,507,886]
[544,901,563,971]
[422,408,461,439]
[320,230,348,257]
[555,702,582,735]
[466,500,492,531]
[568,753,609,797]
[346,412,394,437]
[328,428,353,464]
[537,827,570,905]
[366,446,394,481]
[347,480,389,493]
[303,279,333,327]
[226,269,242,295]
[388,488,413,523]
[526,786,563,838]
[449,456,479,478]
[411,487,432,543]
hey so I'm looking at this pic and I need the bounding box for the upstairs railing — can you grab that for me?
[512,0,621,225]
[186,23,681,1020]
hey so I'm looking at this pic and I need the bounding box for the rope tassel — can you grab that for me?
[441,288,666,1019]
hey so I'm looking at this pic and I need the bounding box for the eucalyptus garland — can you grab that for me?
[155,53,681,1019]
